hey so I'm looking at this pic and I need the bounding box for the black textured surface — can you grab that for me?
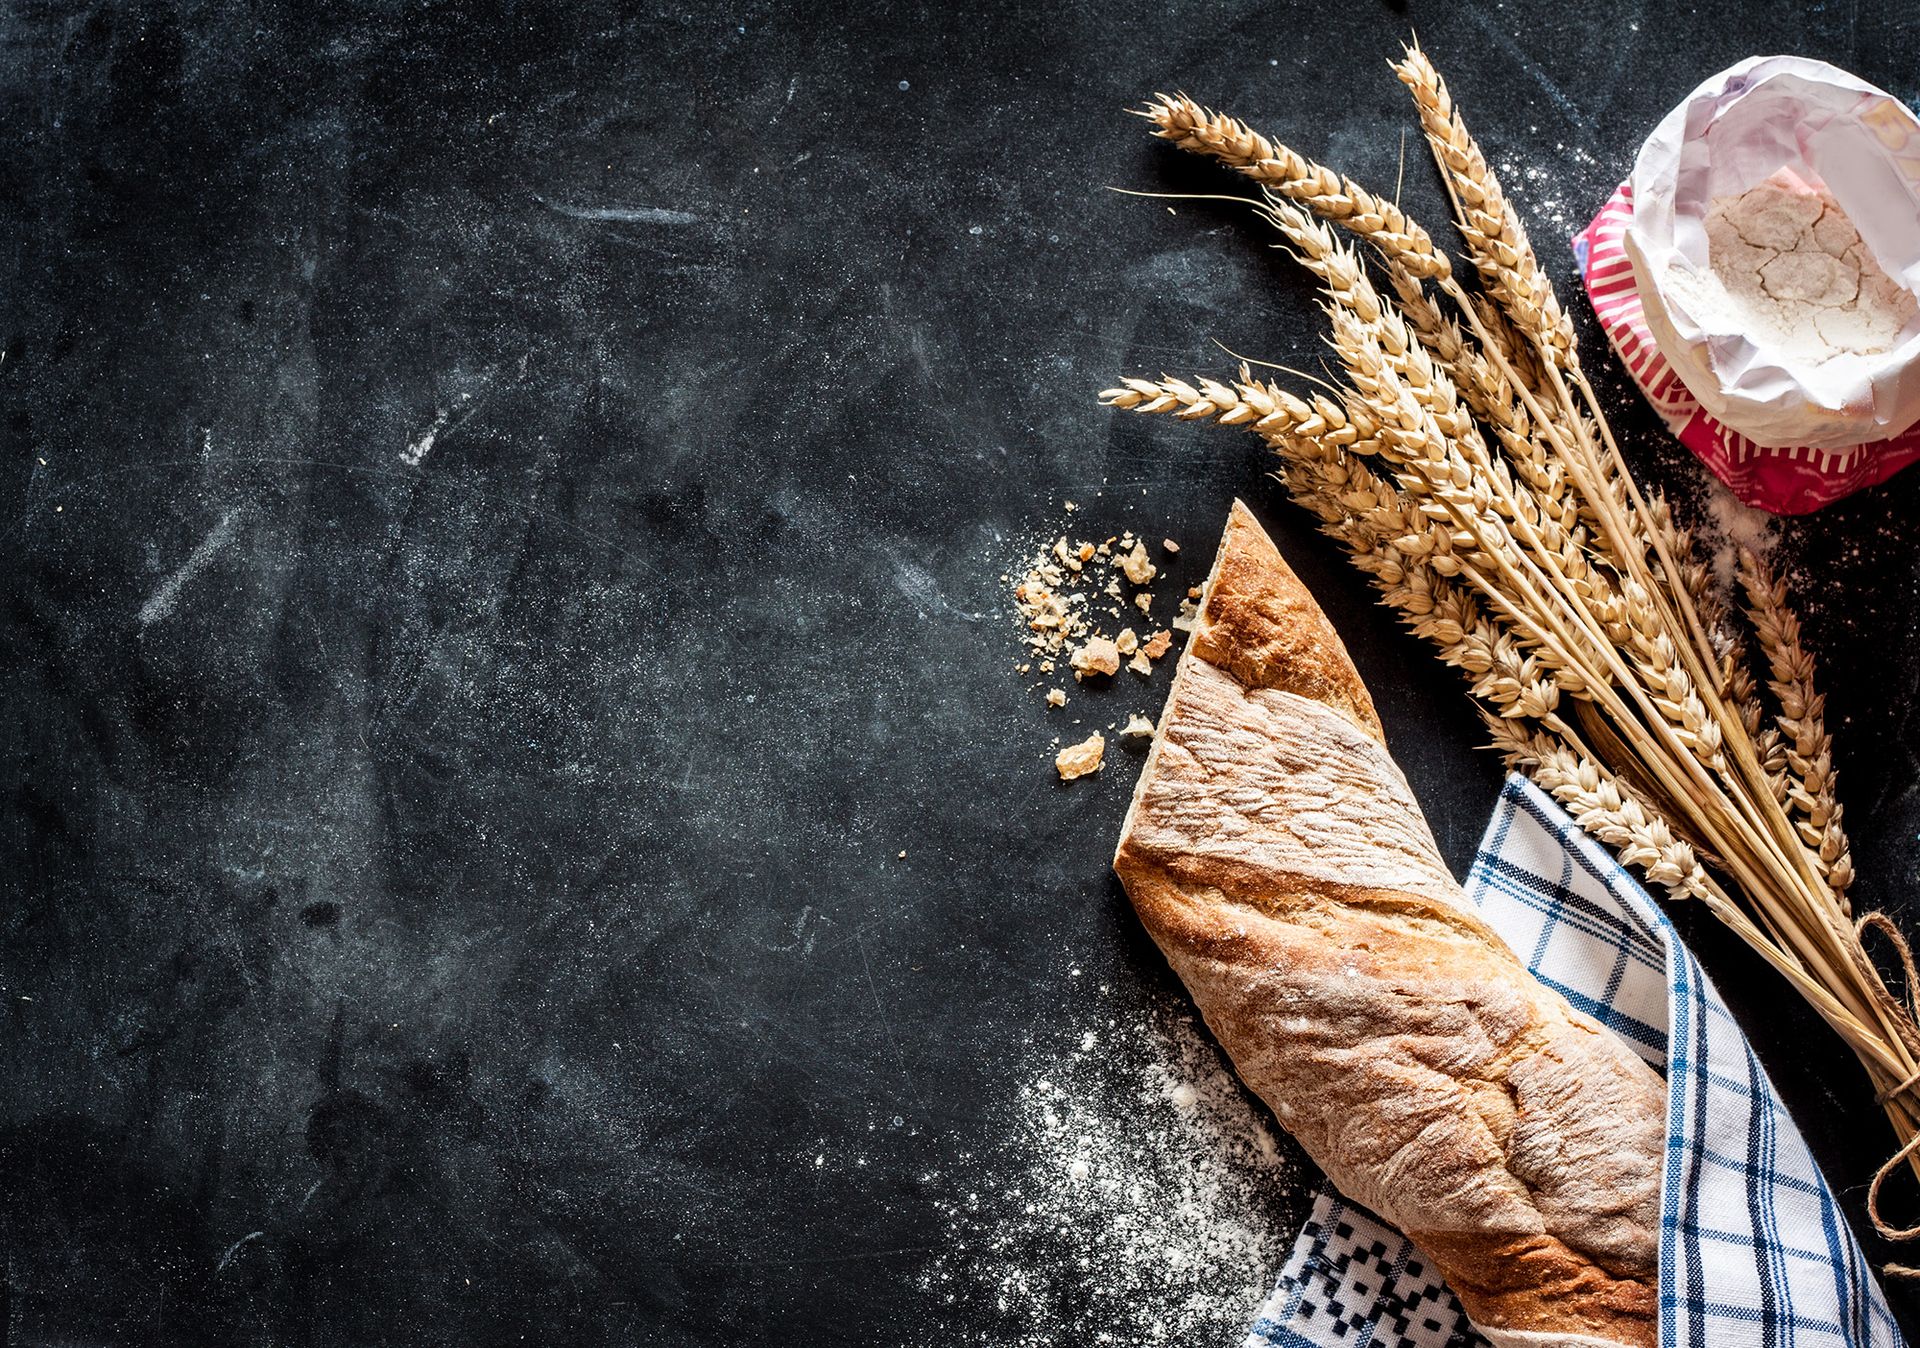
[5,2,1920,1344]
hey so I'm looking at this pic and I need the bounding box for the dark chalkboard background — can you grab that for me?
[7,1,1920,1343]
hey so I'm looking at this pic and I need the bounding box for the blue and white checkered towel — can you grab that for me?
[1246,774,1904,1348]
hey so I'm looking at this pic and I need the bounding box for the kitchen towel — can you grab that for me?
[1244,773,1903,1348]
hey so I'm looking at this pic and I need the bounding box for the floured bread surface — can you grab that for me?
[1113,502,1663,1348]
[1125,662,1457,905]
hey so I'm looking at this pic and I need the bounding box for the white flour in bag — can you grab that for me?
[1668,168,1918,368]
[1624,55,1920,448]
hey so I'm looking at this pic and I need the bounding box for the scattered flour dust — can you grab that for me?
[914,991,1297,1346]
[1495,137,1607,243]
[1699,476,1780,591]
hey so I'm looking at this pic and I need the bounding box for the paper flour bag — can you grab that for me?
[1623,56,1920,451]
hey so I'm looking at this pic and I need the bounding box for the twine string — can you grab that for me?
[1856,910,1920,1259]
[1857,912,1920,1025]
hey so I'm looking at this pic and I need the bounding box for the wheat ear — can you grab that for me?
[1140,93,1451,279]
[1738,548,1854,896]
[1389,45,1574,365]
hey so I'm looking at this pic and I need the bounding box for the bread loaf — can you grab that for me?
[1113,502,1663,1348]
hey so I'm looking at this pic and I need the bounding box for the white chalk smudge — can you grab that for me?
[891,558,987,622]
[401,408,450,467]
[139,507,245,626]
[214,1230,265,1275]
[538,197,707,227]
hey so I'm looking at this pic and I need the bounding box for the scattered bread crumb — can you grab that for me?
[1187,586,1203,599]
[1071,636,1121,680]
[898,850,907,859]
[1119,541,1158,585]
[1007,510,1188,760]
[1055,732,1106,781]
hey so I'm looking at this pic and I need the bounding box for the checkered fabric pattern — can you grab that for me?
[1246,775,1903,1348]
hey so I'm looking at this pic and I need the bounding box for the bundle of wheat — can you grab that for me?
[1101,44,1920,1224]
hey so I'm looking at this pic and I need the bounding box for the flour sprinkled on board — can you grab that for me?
[912,991,1296,1345]
[1700,478,1780,589]
[1497,140,1608,242]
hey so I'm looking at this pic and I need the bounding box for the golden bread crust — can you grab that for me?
[1113,501,1660,1348]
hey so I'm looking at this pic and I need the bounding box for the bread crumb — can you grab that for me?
[1064,500,1077,512]
[1187,586,1203,599]
[898,850,908,859]
[1070,636,1121,679]
[1123,713,1155,739]
[1007,510,1182,735]
[1119,541,1157,585]
[1141,630,1173,661]
[1162,538,1180,555]
[1055,732,1106,781]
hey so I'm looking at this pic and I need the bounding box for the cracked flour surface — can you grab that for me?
[1682,167,1919,365]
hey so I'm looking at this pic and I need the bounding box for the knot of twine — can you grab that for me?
[1851,911,1920,1269]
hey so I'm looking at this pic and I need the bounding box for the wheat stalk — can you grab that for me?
[1483,715,1711,899]
[1104,49,1920,1207]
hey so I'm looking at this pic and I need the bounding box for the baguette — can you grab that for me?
[1113,502,1662,1348]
